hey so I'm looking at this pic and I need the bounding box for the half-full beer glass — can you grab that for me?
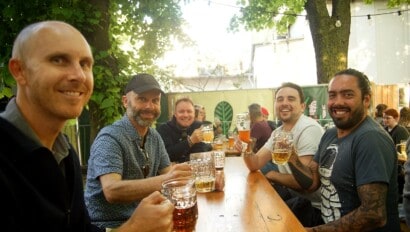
[271,131,294,165]
[161,178,198,232]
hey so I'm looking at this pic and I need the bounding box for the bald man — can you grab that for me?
[0,20,174,232]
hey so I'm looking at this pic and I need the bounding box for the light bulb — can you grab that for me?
[335,20,342,28]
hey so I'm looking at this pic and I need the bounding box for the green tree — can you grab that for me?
[230,0,409,83]
[0,0,190,139]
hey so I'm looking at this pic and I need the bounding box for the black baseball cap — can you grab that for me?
[124,73,164,94]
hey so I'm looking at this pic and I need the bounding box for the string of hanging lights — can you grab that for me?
[205,0,409,20]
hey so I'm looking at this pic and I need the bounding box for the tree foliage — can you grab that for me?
[0,0,189,138]
[230,0,409,83]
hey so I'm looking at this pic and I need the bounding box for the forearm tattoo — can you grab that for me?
[311,183,388,231]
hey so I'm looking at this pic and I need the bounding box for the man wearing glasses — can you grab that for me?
[85,74,192,230]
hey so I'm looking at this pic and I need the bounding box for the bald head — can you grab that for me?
[8,20,94,125]
[12,21,91,62]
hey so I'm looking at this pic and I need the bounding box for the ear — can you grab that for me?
[300,102,306,111]
[8,59,27,85]
[363,94,371,108]
[122,95,128,108]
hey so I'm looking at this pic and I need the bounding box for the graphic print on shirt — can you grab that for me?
[319,144,341,223]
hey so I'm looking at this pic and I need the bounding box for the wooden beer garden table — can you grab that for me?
[195,156,306,232]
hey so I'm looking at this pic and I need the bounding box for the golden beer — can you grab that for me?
[272,149,291,165]
[228,136,235,149]
[202,129,214,143]
[194,176,215,193]
[213,140,223,150]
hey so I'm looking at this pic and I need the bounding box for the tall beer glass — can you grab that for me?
[236,113,251,151]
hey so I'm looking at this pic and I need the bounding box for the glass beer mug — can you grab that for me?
[161,177,198,232]
[190,152,216,193]
[396,140,407,159]
[236,113,251,152]
[201,123,214,144]
[271,131,294,165]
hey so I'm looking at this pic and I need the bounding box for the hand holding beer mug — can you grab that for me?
[161,178,198,232]
[236,113,251,152]
[201,124,214,143]
[272,131,294,165]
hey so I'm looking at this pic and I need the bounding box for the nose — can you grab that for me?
[68,63,87,82]
[143,100,155,109]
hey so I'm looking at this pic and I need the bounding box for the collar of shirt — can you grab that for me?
[0,98,69,164]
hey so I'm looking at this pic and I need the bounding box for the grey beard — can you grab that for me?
[134,115,153,127]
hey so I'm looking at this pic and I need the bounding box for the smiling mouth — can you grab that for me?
[332,109,349,116]
[63,91,82,97]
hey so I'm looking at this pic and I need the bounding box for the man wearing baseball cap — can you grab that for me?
[85,73,192,230]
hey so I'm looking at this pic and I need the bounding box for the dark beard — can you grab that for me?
[329,104,365,130]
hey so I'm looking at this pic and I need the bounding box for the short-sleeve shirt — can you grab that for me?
[84,115,170,229]
[263,114,324,173]
[263,114,324,207]
[314,116,399,231]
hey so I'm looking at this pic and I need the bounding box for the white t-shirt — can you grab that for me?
[263,114,324,208]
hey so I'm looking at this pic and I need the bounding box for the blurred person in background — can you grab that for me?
[383,108,409,204]
[248,103,273,152]
[194,104,206,122]
[157,97,212,163]
[375,103,388,126]
[383,108,409,145]
[261,106,277,130]
[399,107,410,133]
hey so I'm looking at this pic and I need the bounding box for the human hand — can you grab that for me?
[119,191,174,232]
[287,146,299,163]
[233,136,245,152]
[234,137,256,153]
[190,127,203,144]
[165,162,192,180]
